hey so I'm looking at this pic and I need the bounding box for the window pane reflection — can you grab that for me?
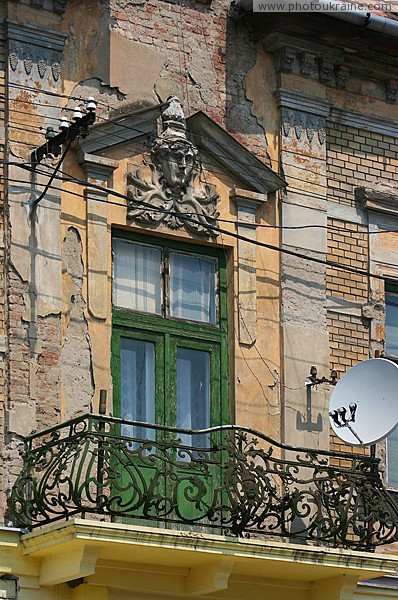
[386,289,398,357]
[177,347,210,452]
[170,253,216,323]
[113,240,162,315]
[121,338,155,442]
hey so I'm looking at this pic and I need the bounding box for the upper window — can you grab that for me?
[113,239,218,324]
[111,233,228,443]
[385,282,398,488]
[385,282,398,358]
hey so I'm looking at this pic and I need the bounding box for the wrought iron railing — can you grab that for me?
[11,414,398,550]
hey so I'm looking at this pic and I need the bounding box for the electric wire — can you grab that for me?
[4,171,391,240]
[30,140,73,211]
[5,84,369,174]
[31,163,398,236]
[5,166,396,284]
[8,109,376,200]
[3,148,397,236]
[7,90,395,197]
[5,80,395,173]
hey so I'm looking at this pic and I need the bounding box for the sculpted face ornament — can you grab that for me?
[127,96,219,237]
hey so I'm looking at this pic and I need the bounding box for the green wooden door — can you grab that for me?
[111,327,165,520]
[111,232,229,528]
[112,327,223,526]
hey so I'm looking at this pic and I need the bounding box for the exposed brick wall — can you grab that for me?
[326,218,369,303]
[327,122,398,207]
[328,312,370,458]
[0,10,5,519]
[109,0,269,161]
[326,218,370,460]
[328,313,370,379]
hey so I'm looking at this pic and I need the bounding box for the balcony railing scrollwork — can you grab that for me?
[11,414,398,550]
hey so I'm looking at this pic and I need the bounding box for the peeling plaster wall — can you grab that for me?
[61,228,94,420]
[59,0,271,158]
[0,0,6,522]
[3,12,66,518]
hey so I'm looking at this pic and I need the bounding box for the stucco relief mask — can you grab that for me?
[127,97,219,237]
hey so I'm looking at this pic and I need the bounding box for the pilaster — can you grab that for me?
[78,153,119,321]
[231,188,268,345]
[277,89,330,449]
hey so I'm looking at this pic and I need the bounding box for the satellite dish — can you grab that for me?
[329,358,398,446]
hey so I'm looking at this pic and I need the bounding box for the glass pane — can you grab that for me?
[113,239,162,315]
[386,289,398,357]
[177,348,210,450]
[121,338,155,441]
[387,426,398,487]
[170,252,216,324]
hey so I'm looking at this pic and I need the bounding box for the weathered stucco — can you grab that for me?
[61,227,94,420]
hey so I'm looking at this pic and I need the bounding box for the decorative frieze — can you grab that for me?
[335,65,350,89]
[274,45,353,91]
[9,42,63,82]
[281,107,326,145]
[275,47,296,72]
[127,97,219,237]
[13,0,68,14]
[265,33,398,103]
[319,58,334,84]
[300,52,316,78]
[7,21,67,82]
[385,79,398,103]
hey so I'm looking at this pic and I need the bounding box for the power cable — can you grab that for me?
[3,171,393,239]
[7,83,385,176]
[30,140,73,212]
[7,90,396,198]
[10,160,397,236]
[6,165,396,284]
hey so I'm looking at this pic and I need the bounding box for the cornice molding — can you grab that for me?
[6,20,67,52]
[275,89,331,117]
[262,32,398,102]
[11,0,68,15]
[21,519,398,576]
[356,186,398,218]
[329,107,398,138]
[6,20,67,82]
[275,90,329,145]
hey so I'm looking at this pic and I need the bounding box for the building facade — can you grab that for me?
[0,0,398,598]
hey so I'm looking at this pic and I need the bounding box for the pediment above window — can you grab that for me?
[78,97,285,237]
[356,185,398,217]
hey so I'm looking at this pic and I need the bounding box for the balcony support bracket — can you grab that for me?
[309,574,359,600]
[39,544,101,587]
[186,559,234,595]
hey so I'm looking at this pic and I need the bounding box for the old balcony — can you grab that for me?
[11,413,398,551]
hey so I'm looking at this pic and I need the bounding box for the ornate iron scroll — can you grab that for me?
[11,414,398,550]
[127,96,219,237]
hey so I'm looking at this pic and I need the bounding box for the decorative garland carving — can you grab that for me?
[37,58,47,78]
[52,62,61,81]
[9,52,18,71]
[127,96,219,237]
[281,108,326,145]
[24,56,33,75]
[8,42,62,82]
